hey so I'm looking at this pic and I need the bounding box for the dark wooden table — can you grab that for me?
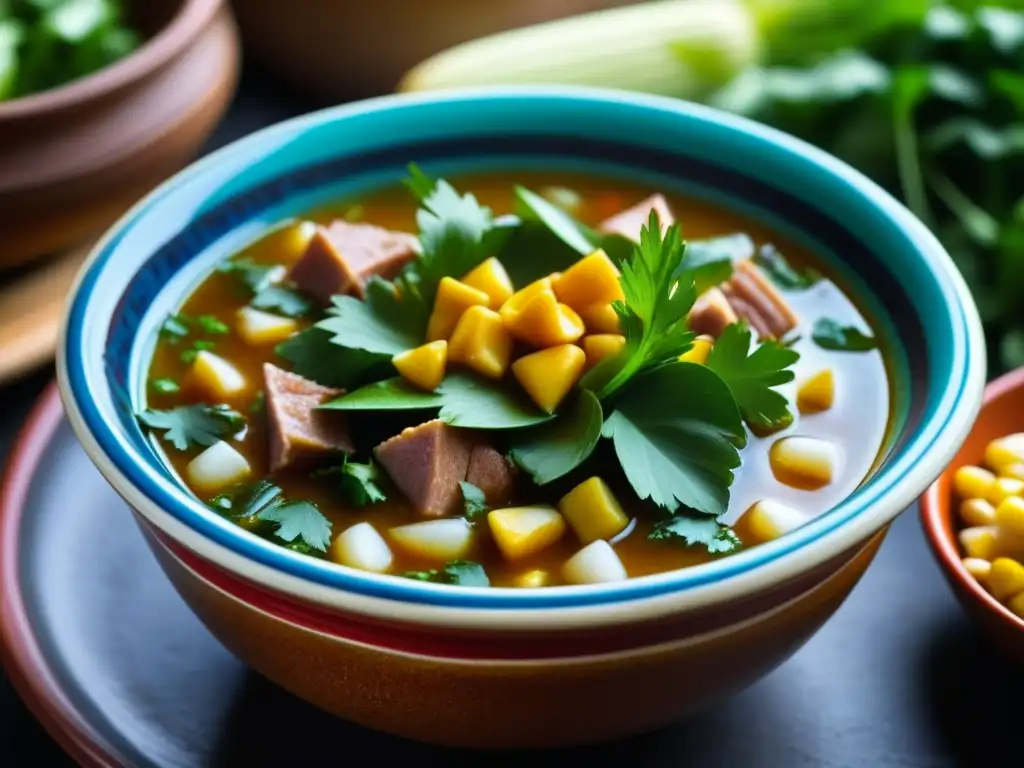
[1,66,1019,767]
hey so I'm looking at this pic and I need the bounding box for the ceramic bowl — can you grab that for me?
[57,87,985,748]
[0,0,240,270]
[921,369,1024,664]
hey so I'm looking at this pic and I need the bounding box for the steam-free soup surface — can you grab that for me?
[142,170,890,587]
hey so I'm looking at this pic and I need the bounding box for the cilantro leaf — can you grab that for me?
[151,377,180,395]
[508,390,603,484]
[137,404,245,451]
[250,285,313,318]
[675,233,751,295]
[218,257,284,294]
[705,323,799,437]
[257,500,332,552]
[159,314,189,344]
[403,560,490,587]
[233,479,284,520]
[320,377,441,411]
[196,315,229,335]
[649,515,743,555]
[316,457,387,507]
[514,185,634,264]
[459,481,489,520]
[317,277,423,356]
[275,327,387,389]
[753,245,821,290]
[601,363,743,516]
[812,318,878,352]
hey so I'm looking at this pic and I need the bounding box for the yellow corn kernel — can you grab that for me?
[745,500,807,542]
[582,334,626,370]
[796,369,835,414]
[503,289,585,347]
[995,496,1024,538]
[959,526,1002,560]
[559,477,629,544]
[552,250,624,311]
[488,506,566,561]
[1000,463,1024,481]
[953,465,996,500]
[448,306,514,379]
[580,301,620,334]
[678,335,714,365]
[461,257,514,309]
[962,557,992,581]
[959,498,997,527]
[769,437,839,490]
[392,340,447,391]
[514,569,551,588]
[426,277,490,342]
[984,433,1024,473]
[512,344,586,413]
[988,476,1024,505]
[988,557,1024,602]
[499,277,553,323]
[235,306,299,346]
[190,351,247,399]
[1010,591,1024,618]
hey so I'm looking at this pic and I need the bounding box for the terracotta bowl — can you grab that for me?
[57,88,986,748]
[921,368,1024,664]
[0,0,240,270]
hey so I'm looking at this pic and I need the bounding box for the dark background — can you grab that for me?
[1,65,1020,767]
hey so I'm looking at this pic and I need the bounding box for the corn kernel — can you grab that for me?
[552,250,624,312]
[796,369,835,414]
[392,341,447,391]
[503,289,585,348]
[499,277,553,323]
[511,344,586,413]
[768,436,839,490]
[559,477,630,544]
[488,506,566,561]
[984,433,1024,473]
[745,500,807,542]
[461,258,515,309]
[679,335,714,365]
[1009,591,1024,618]
[448,306,514,380]
[962,557,992,581]
[988,476,1024,506]
[959,526,1002,560]
[514,569,551,588]
[582,334,626,370]
[580,302,620,334]
[235,307,299,346]
[1001,463,1024,482]
[995,496,1024,538]
[190,351,247,399]
[959,498,997,527]
[988,557,1024,602]
[953,465,996,500]
[426,277,490,342]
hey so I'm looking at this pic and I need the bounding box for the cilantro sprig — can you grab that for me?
[219,479,333,552]
[137,404,245,451]
[314,457,387,507]
[404,560,490,587]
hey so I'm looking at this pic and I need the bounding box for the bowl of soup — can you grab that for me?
[56,87,985,748]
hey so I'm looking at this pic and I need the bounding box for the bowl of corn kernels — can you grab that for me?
[922,367,1024,662]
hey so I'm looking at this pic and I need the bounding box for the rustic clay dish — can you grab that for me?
[57,87,985,748]
[0,0,240,269]
[921,368,1024,664]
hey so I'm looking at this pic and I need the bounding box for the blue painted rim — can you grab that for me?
[61,88,979,610]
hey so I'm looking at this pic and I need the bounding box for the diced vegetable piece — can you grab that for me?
[499,277,554,323]
[503,289,585,347]
[1001,464,1024,482]
[393,340,448,391]
[186,441,251,493]
[745,500,807,542]
[426,277,491,341]
[511,344,586,413]
[959,498,997,527]
[962,557,992,581]
[580,302,620,334]
[389,518,474,561]
[280,221,319,262]
[678,335,713,365]
[984,434,1024,474]
[995,496,1024,538]
[448,306,514,379]
[954,465,996,500]
[1010,592,1024,619]
[514,569,551,588]
[552,250,623,312]
[796,369,835,414]
[988,558,1024,602]
[559,477,629,544]
[190,351,247,399]
[461,257,514,309]
[487,506,567,561]
[583,334,626,370]
[236,306,299,346]
[988,477,1024,506]
[768,437,839,490]
[562,540,627,585]
[330,522,394,573]
[959,526,1003,561]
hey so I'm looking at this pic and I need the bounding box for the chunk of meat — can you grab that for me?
[688,287,739,338]
[466,443,516,507]
[264,363,354,472]
[288,220,418,305]
[597,194,675,241]
[723,260,799,339]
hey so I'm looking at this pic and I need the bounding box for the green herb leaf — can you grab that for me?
[459,481,489,520]
[234,479,284,520]
[257,500,333,552]
[160,314,190,344]
[705,323,799,436]
[515,185,634,264]
[648,515,743,555]
[251,285,313,318]
[218,258,284,294]
[318,278,422,356]
[753,245,821,290]
[249,392,266,414]
[196,315,229,335]
[403,560,490,587]
[137,404,245,451]
[601,363,743,516]
[508,390,603,484]
[320,377,441,411]
[316,457,387,507]
[676,234,751,294]
[812,318,878,352]
[151,377,180,395]
[275,327,387,389]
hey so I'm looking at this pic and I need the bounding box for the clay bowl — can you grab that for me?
[230,0,642,101]
[0,0,240,270]
[57,88,985,748]
[922,368,1024,664]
